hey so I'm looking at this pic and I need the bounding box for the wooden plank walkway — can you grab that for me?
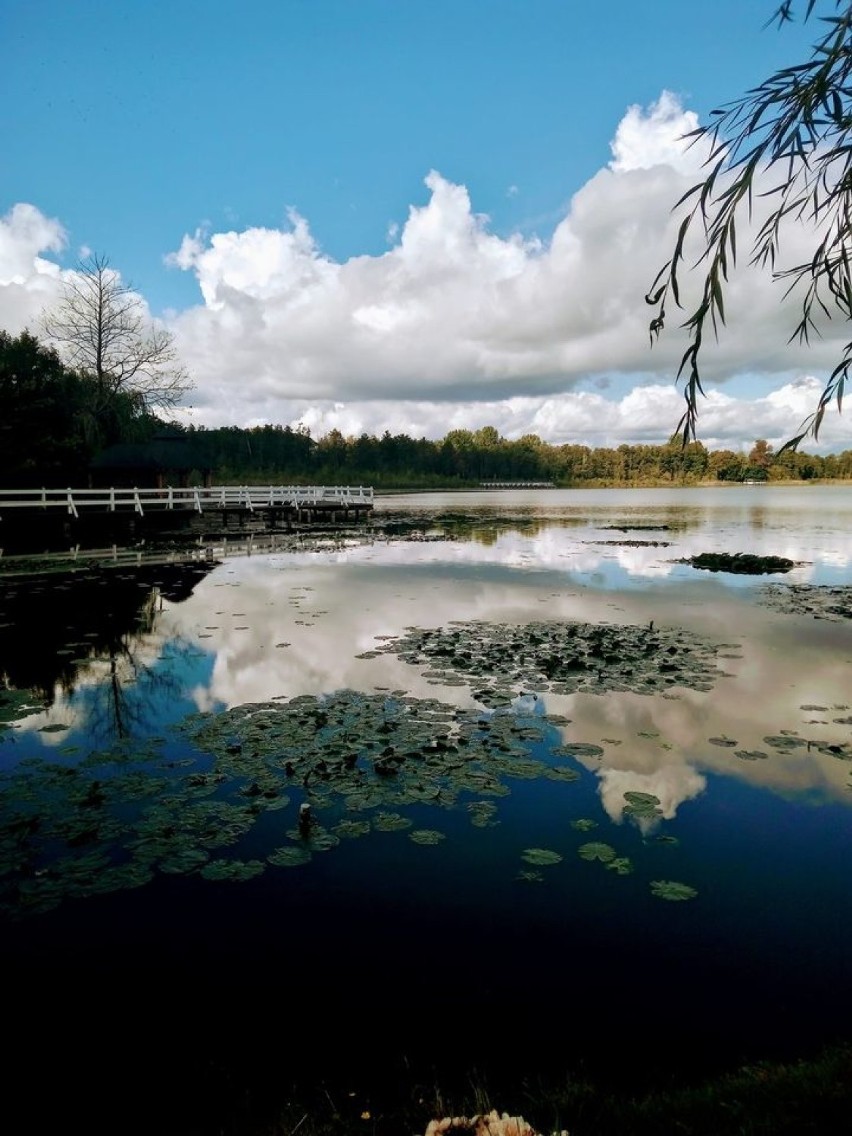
[0,485,374,520]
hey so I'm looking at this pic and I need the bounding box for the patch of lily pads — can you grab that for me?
[759,583,852,621]
[685,553,796,575]
[623,791,663,820]
[367,619,728,700]
[0,688,46,735]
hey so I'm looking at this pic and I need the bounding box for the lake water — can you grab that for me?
[1,485,851,1132]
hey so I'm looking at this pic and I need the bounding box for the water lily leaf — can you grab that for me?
[521,848,562,866]
[544,767,581,782]
[373,812,412,832]
[570,818,598,832]
[268,846,312,867]
[409,829,446,845]
[200,858,265,882]
[606,856,634,875]
[650,879,698,901]
[332,819,371,839]
[578,842,616,863]
[623,791,661,806]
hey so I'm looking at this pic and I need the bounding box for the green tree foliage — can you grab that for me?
[0,330,158,486]
[647,2,852,447]
[0,330,88,484]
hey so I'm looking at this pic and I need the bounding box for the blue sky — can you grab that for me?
[2,1,849,452]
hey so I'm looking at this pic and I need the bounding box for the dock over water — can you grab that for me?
[0,485,374,552]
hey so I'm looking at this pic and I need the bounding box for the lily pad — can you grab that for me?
[578,842,616,863]
[521,848,562,866]
[650,879,698,901]
[200,858,265,882]
[606,856,634,876]
[409,829,446,845]
[268,846,312,867]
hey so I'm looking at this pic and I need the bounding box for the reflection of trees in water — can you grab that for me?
[0,563,214,727]
[83,595,195,743]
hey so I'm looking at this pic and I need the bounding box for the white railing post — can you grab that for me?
[66,489,78,518]
[133,488,144,516]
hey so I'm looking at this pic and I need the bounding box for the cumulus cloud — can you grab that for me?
[2,93,851,451]
[0,203,66,331]
[609,89,708,174]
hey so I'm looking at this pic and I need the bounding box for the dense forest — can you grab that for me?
[3,329,852,488]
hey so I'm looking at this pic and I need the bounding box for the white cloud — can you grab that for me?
[609,89,708,174]
[3,94,851,452]
[0,203,66,331]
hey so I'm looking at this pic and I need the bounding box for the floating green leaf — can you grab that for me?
[409,829,446,845]
[521,847,562,866]
[578,842,616,863]
[650,879,698,901]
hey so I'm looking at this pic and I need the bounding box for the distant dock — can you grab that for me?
[479,481,556,489]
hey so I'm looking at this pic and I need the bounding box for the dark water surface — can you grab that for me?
[1,487,851,1132]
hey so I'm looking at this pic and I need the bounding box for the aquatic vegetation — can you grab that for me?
[0,688,45,735]
[606,856,634,876]
[686,553,795,574]
[760,583,852,622]
[650,879,698,901]
[622,791,663,819]
[409,829,446,845]
[200,858,265,882]
[578,842,616,863]
[521,848,562,866]
[369,619,727,698]
[267,846,312,867]
[570,818,598,832]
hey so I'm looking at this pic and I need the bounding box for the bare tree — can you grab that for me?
[42,253,193,415]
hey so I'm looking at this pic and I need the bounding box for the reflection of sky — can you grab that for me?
[128,551,852,814]
[374,485,852,586]
[2,486,851,817]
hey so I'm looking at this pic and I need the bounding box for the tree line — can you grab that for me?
[3,329,851,488]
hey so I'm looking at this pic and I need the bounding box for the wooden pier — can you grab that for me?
[0,485,374,552]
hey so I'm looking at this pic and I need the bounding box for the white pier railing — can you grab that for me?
[0,485,374,519]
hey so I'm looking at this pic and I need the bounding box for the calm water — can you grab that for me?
[1,486,851,1131]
